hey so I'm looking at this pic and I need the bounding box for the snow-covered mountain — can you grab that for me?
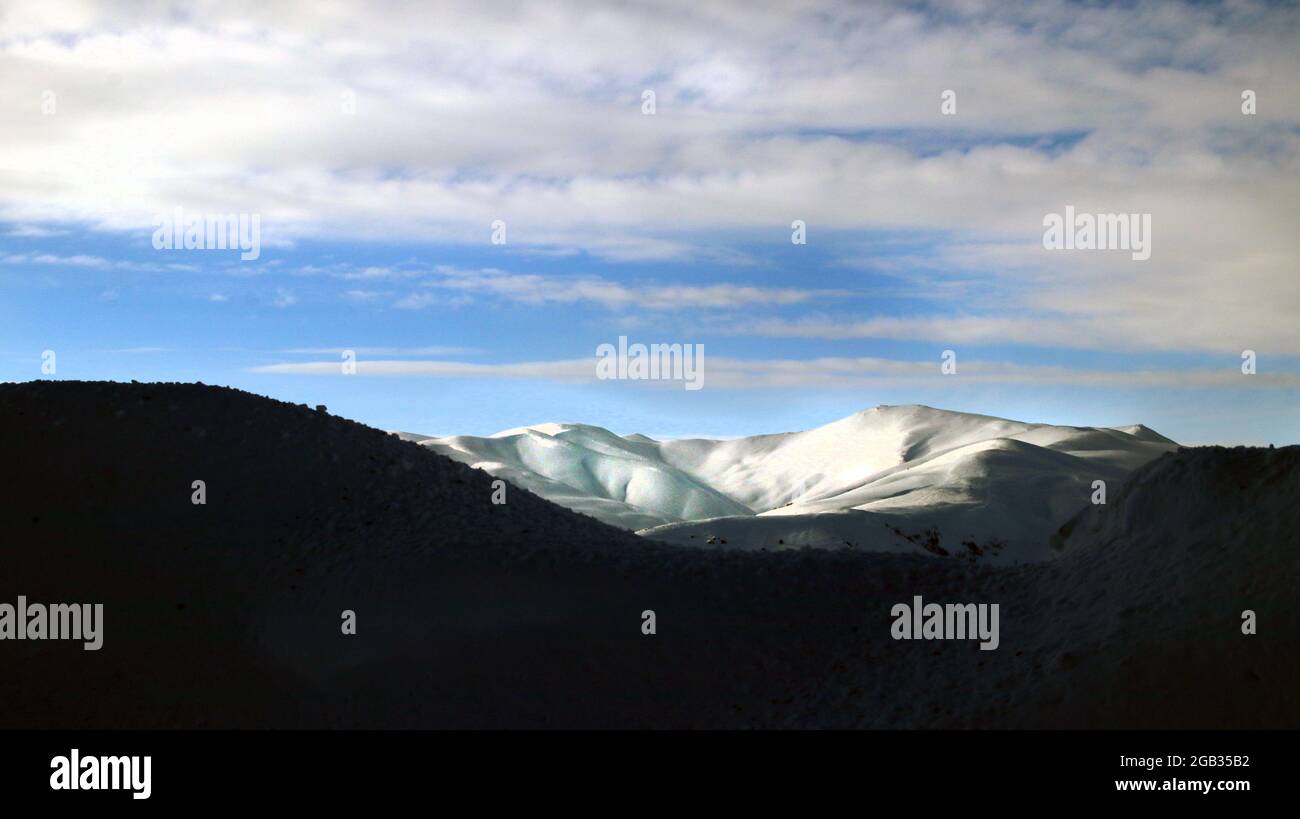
[409,405,1178,563]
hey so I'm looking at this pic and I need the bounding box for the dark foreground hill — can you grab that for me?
[1,381,1297,728]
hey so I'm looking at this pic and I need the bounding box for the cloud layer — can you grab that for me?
[2,0,1298,356]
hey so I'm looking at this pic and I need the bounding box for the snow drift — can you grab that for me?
[414,405,1177,562]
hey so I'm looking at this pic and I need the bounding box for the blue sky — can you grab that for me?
[1,1,1297,443]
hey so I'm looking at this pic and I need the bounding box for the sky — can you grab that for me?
[1,0,1297,443]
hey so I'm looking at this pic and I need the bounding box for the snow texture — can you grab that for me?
[415,405,1177,563]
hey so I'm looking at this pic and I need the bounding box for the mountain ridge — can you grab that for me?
[414,404,1178,561]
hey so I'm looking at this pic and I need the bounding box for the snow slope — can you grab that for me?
[419,424,751,530]
[414,405,1177,562]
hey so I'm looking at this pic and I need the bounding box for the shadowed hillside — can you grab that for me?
[1,381,1296,728]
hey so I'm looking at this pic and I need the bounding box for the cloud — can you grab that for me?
[731,312,1296,356]
[408,267,838,311]
[250,353,1300,390]
[5,224,67,237]
[3,252,115,268]
[253,358,593,380]
[276,346,479,356]
[2,0,1297,354]
[393,292,442,310]
[0,251,190,273]
[301,263,837,311]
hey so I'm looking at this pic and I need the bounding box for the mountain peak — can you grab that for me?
[420,404,1178,561]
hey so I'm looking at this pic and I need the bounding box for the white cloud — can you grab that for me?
[277,346,478,356]
[251,353,1300,390]
[1,1,1297,352]
[5,224,67,237]
[408,266,838,311]
[3,252,114,268]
